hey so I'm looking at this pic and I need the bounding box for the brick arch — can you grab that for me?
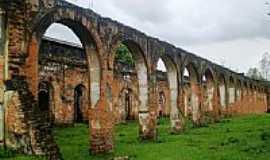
[201,65,217,83]
[182,59,200,83]
[250,83,257,98]
[243,81,249,96]
[110,38,149,69]
[110,38,153,139]
[118,87,139,121]
[154,54,182,133]
[253,84,259,99]
[217,73,227,110]
[74,84,88,122]
[122,40,148,111]
[38,80,56,124]
[228,76,236,104]
[201,66,216,113]
[24,7,105,155]
[181,58,201,124]
[118,87,140,101]
[38,81,54,109]
[254,84,259,90]
[236,79,242,101]
[249,83,254,91]
[27,7,102,108]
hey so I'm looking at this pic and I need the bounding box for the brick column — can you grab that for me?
[212,83,220,122]
[192,83,202,126]
[89,69,114,154]
[138,69,157,140]
[3,1,62,158]
[89,108,114,154]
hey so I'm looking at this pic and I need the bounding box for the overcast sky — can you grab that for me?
[45,0,270,73]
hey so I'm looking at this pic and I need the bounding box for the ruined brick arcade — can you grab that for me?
[1,0,270,159]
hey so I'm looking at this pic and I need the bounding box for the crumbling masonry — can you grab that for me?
[0,0,270,159]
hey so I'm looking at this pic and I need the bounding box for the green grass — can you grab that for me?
[1,114,270,160]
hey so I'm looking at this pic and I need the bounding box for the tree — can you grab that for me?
[115,44,135,66]
[259,52,270,80]
[246,67,264,80]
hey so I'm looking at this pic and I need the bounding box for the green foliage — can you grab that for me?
[3,114,270,160]
[115,44,135,66]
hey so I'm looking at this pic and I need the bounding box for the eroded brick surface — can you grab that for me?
[1,0,270,158]
[39,37,90,125]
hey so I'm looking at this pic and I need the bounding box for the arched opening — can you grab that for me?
[243,81,248,97]
[117,88,138,122]
[27,12,102,155]
[29,18,101,107]
[113,40,149,138]
[38,81,54,122]
[182,62,200,124]
[38,91,50,111]
[250,84,254,97]
[236,80,242,101]
[202,68,215,112]
[74,84,86,123]
[122,41,148,115]
[183,67,191,117]
[158,91,166,117]
[258,87,262,100]
[218,74,226,109]
[38,22,93,125]
[229,76,236,105]
[124,89,133,120]
[156,58,169,118]
[258,87,263,103]
[113,43,139,122]
[156,57,180,132]
[249,84,255,112]
[254,85,258,102]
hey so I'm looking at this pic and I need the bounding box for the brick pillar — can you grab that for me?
[89,69,114,154]
[138,69,157,140]
[170,109,183,134]
[191,83,202,126]
[169,74,183,134]
[179,82,186,125]
[3,2,62,158]
[212,84,220,122]
[89,108,114,154]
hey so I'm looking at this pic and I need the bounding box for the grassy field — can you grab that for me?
[1,114,270,160]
